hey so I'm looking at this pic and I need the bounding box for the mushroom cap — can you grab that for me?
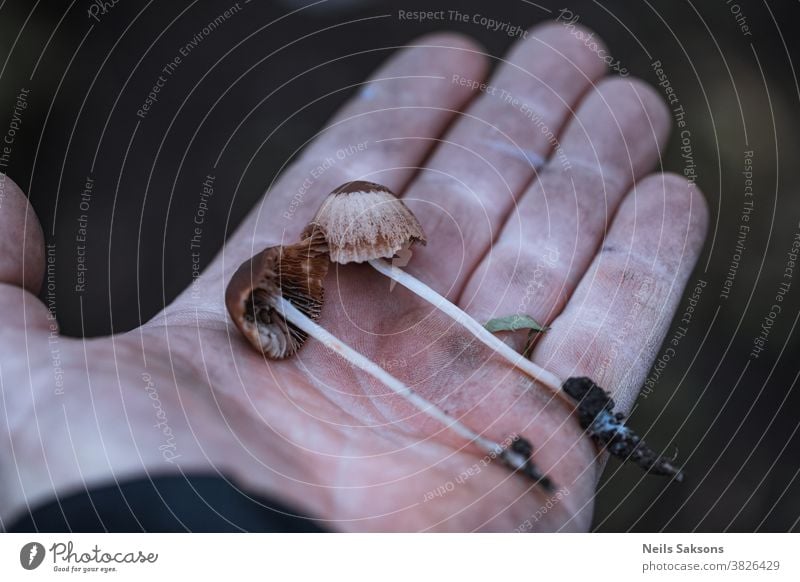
[225,233,328,358]
[302,181,426,264]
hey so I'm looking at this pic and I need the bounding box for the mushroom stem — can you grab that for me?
[271,294,530,468]
[368,258,574,408]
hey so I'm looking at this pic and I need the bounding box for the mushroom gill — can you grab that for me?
[301,180,426,264]
[225,233,328,358]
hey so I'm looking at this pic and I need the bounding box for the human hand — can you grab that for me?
[0,22,707,532]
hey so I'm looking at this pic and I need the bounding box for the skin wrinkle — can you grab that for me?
[483,138,547,169]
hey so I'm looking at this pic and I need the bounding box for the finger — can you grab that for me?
[401,22,607,298]
[447,174,707,520]
[0,175,50,331]
[175,33,489,316]
[471,174,707,523]
[532,173,709,414]
[462,77,671,351]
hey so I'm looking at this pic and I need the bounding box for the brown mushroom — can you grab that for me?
[304,181,569,404]
[302,180,426,263]
[225,233,328,359]
[225,231,553,489]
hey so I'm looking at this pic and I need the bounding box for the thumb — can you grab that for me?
[0,174,44,293]
[0,174,50,331]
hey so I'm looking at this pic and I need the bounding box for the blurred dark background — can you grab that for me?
[1,0,798,531]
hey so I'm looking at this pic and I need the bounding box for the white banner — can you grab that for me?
[1,533,798,580]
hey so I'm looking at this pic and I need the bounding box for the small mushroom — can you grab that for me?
[304,181,570,406]
[225,234,554,490]
[290,181,682,486]
[302,180,426,263]
[226,233,328,358]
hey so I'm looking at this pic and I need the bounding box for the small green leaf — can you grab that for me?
[484,314,548,334]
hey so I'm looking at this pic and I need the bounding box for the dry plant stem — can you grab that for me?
[271,295,531,469]
[368,259,573,408]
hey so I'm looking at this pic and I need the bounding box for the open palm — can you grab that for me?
[0,23,706,532]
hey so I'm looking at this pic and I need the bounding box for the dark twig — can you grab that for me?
[562,377,685,482]
[499,435,556,493]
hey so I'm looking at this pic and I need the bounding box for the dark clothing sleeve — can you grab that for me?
[8,475,327,532]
